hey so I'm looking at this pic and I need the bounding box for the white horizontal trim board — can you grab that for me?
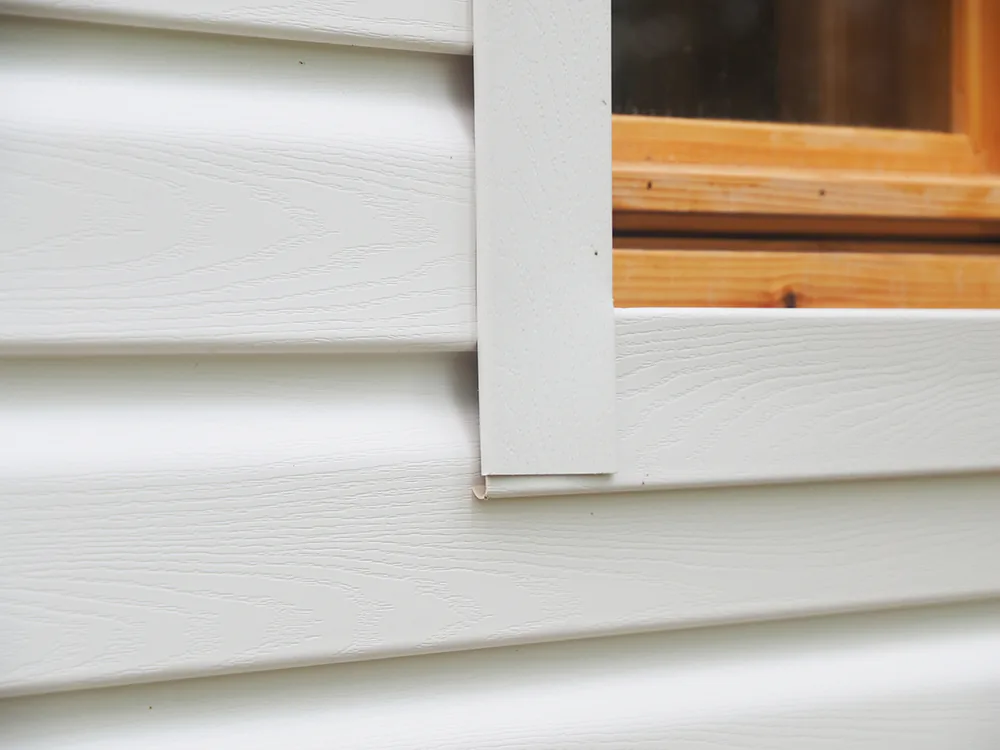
[4,353,1000,696]
[0,18,475,354]
[4,600,1000,748]
[485,308,1000,498]
[474,0,616,475]
[0,0,473,53]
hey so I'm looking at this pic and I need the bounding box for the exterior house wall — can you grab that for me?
[2,7,998,746]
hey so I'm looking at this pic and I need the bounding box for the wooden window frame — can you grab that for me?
[612,0,1000,235]
[473,0,1000,497]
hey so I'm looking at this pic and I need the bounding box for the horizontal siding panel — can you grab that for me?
[0,19,476,353]
[0,0,473,53]
[3,601,1000,748]
[3,352,1000,695]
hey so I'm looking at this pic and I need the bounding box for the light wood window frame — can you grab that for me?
[612,0,1000,234]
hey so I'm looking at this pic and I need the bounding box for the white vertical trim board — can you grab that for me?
[0,0,474,54]
[486,308,1000,498]
[473,0,616,475]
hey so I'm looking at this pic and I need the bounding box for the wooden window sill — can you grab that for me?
[614,163,1000,222]
[614,243,1000,309]
[612,115,1000,237]
[614,116,986,174]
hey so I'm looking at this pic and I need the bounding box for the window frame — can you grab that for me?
[474,0,1000,497]
[612,0,1000,234]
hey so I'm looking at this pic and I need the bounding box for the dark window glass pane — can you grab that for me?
[612,0,952,131]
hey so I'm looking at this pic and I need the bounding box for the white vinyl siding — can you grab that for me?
[0,0,473,53]
[2,6,999,748]
[0,18,475,353]
[4,601,1000,748]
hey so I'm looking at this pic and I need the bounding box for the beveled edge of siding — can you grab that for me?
[0,0,473,53]
[4,600,1000,748]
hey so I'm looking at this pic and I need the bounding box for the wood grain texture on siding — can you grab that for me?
[613,248,1000,309]
[4,355,1000,696]
[0,0,473,53]
[0,19,475,353]
[486,308,1000,497]
[3,601,1000,748]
